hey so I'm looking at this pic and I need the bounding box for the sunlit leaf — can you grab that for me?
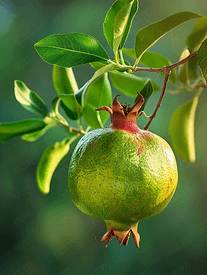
[177,48,190,85]
[37,136,78,194]
[53,66,78,95]
[186,16,207,52]
[35,33,109,68]
[83,74,112,128]
[169,90,201,163]
[104,0,138,52]
[135,12,202,62]
[83,103,103,129]
[110,71,160,97]
[197,38,207,83]
[22,123,57,142]
[0,119,46,143]
[14,80,48,116]
[75,63,116,107]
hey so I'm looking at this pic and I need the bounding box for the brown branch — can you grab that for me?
[144,72,170,131]
[196,83,207,89]
[139,51,198,130]
[53,118,85,135]
[135,51,197,73]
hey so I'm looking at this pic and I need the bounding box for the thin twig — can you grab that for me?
[144,72,170,130]
[135,51,197,73]
[196,83,207,89]
[139,51,200,130]
[53,117,85,135]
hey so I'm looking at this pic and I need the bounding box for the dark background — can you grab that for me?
[1,0,207,274]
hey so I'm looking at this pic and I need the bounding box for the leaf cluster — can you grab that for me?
[1,0,207,194]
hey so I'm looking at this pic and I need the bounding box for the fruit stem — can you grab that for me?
[144,72,170,130]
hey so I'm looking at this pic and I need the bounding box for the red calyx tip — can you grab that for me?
[96,92,144,133]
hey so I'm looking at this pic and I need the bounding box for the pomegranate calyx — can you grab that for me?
[95,223,140,248]
[95,92,144,133]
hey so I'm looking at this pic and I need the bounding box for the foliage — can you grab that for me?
[0,0,207,194]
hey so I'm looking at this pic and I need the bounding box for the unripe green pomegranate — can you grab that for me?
[68,93,178,248]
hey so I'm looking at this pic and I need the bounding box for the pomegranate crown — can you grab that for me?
[95,92,144,132]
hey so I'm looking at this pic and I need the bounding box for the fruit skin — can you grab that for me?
[69,128,177,222]
[68,93,178,247]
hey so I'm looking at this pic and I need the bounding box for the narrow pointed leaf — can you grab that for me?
[90,61,109,69]
[110,71,160,97]
[52,66,81,120]
[14,80,48,116]
[37,136,77,194]
[58,94,81,120]
[53,66,78,95]
[75,63,116,107]
[60,101,79,121]
[51,97,69,125]
[58,94,79,113]
[177,48,190,85]
[134,79,154,114]
[197,38,207,83]
[83,103,103,129]
[186,16,207,52]
[35,33,109,68]
[135,12,202,62]
[22,123,56,142]
[122,49,176,83]
[0,119,46,143]
[103,0,138,52]
[75,81,90,107]
[119,0,138,49]
[83,74,112,128]
[188,56,199,80]
[169,90,201,163]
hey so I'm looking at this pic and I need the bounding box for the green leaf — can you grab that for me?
[0,119,46,143]
[135,79,154,114]
[53,66,78,95]
[83,74,112,129]
[135,12,202,62]
[122,48,136,59]
[53,65,81,119]
[185,15,207,80]
[197,38,207,83]
[51,97,69,124]
[60,101,79,121]
[103,0,138,52]
[75,81,90,107]
[109,71,160,97]
[75,63,117,107]
[58,94,81,120]
[90,61,110,70]
[22,123,56,142]
[122,49,176,83]
[188,56,199,80]
[177,48,190,85]
[169,90,201,163]
[35,33,109,68]
[83,103,103,129]
[58,94,79,113]
[91,63,117,82]
[115,59,131,72]
[14,80,48,117]
[37,136,78,194]
[186,16,207,52]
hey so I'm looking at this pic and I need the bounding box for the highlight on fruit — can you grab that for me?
[68,93,178,248]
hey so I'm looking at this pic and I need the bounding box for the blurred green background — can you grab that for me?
[1,0,207,274]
